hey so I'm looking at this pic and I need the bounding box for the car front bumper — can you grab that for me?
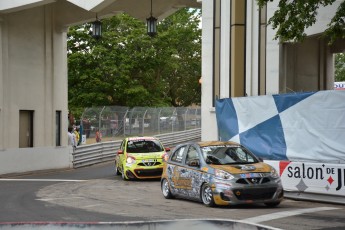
[211,178,284,206]
[124,165,163,179]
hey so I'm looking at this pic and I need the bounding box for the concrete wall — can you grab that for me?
[0,147,72,175]
[0,4,70,174]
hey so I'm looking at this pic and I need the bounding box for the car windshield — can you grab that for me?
[200,145,259,165]
[126,139,164,153]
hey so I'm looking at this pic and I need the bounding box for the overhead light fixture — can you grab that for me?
[146,0,157,37]
[92,14,102,39]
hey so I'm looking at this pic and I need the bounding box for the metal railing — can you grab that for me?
[72,128,201,168]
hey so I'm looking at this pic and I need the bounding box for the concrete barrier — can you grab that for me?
[0,219,281,230]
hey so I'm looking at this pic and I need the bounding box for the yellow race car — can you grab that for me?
[115,137,170,180]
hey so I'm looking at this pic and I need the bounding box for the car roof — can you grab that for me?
[197,141,241,147]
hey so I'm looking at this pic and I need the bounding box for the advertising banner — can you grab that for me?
[266,160,345,197]
[334,82,345,90]
[215,90,345,163]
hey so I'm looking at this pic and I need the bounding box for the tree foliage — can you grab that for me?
[67,9,201,117]
[256,0,345,43]
[335,53,345,81]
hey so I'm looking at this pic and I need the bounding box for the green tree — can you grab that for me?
[256,0,345,43]
[156,8,201,107]
[335,53,345,81]
[67,9,201,117]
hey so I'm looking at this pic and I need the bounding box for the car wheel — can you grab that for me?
[264,201,281,207]
[114,161,121,175]
[161,179,174,199]
[121,170,128,181]
[201,183,215,207]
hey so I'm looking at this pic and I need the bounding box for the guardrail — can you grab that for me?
[72,128,201,168]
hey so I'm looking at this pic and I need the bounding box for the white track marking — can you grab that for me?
[0,179,86,182]
[82,204,103,208]
[241,207,341,224]
[36,197,85,201]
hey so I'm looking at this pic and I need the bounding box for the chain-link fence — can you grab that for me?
[78,106,201,144]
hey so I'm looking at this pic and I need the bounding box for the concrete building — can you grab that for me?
[0,0,343,174]
[0,0,200,175]
[200,0,345,141]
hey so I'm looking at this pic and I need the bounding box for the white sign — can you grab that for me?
[81,135,86,144]
[266,161,345,196]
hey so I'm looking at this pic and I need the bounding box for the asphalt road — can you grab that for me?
[0,162,344,230]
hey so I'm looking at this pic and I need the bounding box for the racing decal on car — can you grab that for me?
[142,159,156,166]
[241,165,256,171]
[128,137,155,141]
[240,173,266,178]
[167,164,210,199]
[172,166,192,189]
[201,167,208,172]
[212,163,271,174]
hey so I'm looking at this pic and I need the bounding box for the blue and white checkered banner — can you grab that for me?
[216,90,345,163]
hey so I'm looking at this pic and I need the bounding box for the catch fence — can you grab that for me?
[78,106,201,144]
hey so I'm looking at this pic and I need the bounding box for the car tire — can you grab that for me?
[161,179,174,199]
[201,183,215,207]
[121,170,128,181]
[114,161,121,175]
[264,201,281,207]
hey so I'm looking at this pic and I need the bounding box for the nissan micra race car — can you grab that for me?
[115,137,170,180]
[161,141,284,207]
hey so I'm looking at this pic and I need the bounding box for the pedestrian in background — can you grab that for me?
[73,125,80,146]
[68,127,76,150]
[95,129,102,143]
[76,126,82,145]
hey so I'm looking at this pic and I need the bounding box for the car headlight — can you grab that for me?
[270,167,279,179]
[126,156,136,164]
[215,169,234,180]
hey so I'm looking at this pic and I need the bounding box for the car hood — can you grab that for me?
[211,162,272,174]
[128,152,164,160]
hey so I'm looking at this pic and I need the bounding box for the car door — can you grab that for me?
[180,145,203,200]
[117,139,126,172]
[166,145,188,196]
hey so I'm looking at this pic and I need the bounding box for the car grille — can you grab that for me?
[234,187,277,200]
[236,177,270,185]
[137,161,162,167]
[134,168,163,177]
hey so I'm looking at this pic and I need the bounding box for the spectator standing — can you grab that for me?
[76,126,82,145]
[95,129,102,143]
[68,127,76,150]
[83,118,91,138]
[73,125,80,146]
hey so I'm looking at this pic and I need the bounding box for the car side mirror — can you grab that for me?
[188,159,200,167]
[117,150,123,155]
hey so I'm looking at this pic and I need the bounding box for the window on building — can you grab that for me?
[56,111,61,146]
